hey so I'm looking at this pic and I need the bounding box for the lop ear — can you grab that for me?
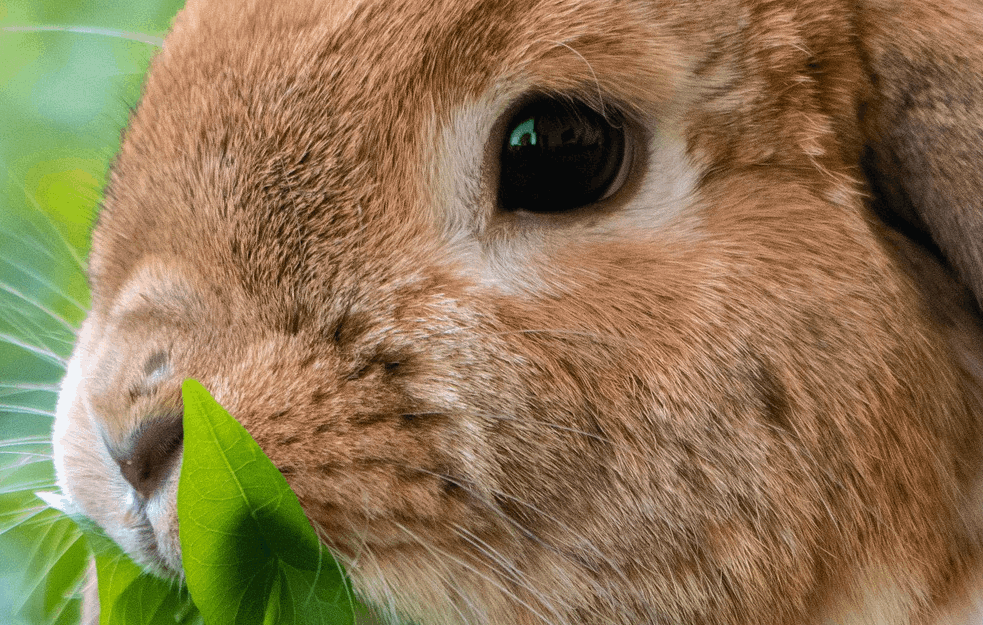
[858,0,983,308]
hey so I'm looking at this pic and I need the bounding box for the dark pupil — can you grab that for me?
[499,99,624,213]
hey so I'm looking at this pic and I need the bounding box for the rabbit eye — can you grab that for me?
[498,98,627,213]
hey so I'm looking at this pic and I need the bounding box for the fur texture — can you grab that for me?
[53,0,983,623]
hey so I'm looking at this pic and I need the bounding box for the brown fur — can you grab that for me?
[53,0,983,623]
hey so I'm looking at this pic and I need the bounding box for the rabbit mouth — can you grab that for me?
[129,512,178,577]
[118,487,185,579]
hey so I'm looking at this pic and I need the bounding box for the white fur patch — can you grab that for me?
[52,331,88,503]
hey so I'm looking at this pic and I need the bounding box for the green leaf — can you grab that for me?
[53,515,203,625]
[179,379,362,625]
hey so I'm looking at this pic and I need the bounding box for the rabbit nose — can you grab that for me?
[110,412,184,500]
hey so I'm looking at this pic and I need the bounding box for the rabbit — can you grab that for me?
[51,0,983,623]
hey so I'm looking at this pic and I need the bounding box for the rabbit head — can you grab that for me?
[53,0,983,623]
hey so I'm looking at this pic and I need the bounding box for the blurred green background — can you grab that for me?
[0,1,184,623]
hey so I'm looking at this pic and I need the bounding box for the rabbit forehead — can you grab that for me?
[158,0,693,113]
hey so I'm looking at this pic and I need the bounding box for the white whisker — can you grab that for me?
[0,404,57,418]
[0,479,59,497]
[0,282,80,333]
[0,451,54,466]
[0,253,88,314]
[395,460,635,597]
[0,382,60,393]
[1,25,164,48]
[430,325,635,349]
[0,332,67,366]
[2,171,88,274]
[478,412,612,446]
[546,40,606,117]
[0,433,54,444]
[451,523,571,623]
[385,519,476,624]
[393,520,559,625]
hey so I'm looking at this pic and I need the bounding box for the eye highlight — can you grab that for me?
[498,97,628,214]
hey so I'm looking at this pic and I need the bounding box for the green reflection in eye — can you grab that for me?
[509,117,537,147]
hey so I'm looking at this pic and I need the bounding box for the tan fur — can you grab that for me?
[52,0,983,623]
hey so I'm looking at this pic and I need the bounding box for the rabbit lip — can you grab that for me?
[120,504,182,578]
[136,523,169,572]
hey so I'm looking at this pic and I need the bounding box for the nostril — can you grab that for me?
[110,411,184,500]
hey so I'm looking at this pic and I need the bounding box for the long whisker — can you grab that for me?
[392,461,634,595]
[477,412,613,446]
[448,524,524,587]
[476,485,634,591]
[0,321,72,367]
[392,520,559,625]
[450,523,573,623]
[546,39,606,117]
[0,433,55,445]
[416,325,639,351]
[386,463,562,555]
[335,489,411,623]
[0,450,54,466]
[312,494,375,601]
[0,248,88,312]
[1,25,164,48]
[386,520,477,625]
[0,283,79,333]
[2,173,88,274]
[0,478,59,498]
[0,382,60,393]
[0,404,58,418]
[352,541,405,625]
[480,414,673,484]
[0,332,67,366]
[9,517,86,613]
